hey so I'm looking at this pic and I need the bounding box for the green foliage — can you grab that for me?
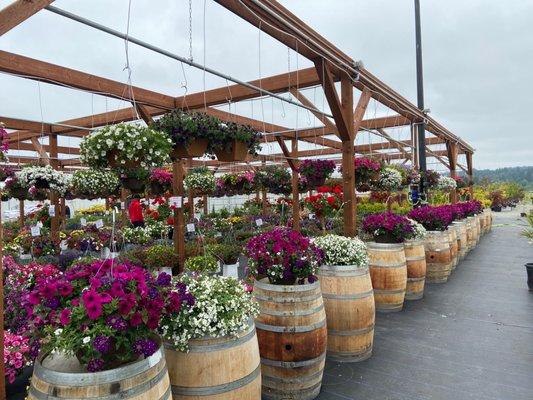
[184,255,219,273]
[464,166,533,189]
[145,244,180,270]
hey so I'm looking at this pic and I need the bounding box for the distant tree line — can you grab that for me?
[459,166,533,189]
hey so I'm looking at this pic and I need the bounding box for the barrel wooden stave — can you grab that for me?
[424,231,452,283]
[367,243,407,313]
[404,240,426,300]
[453,221,468,260]
[28,345,171,400]
[318,265,375,362]
[165,322,261,400]
[254,279,327,400]
[447,227,459,270]
[466,217,476,251]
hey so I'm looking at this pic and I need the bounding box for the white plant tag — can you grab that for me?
[80,218,87,227]
[31,226,41,237]
[48,205,56,217]
[308,213,315,220]
[120,201,125,209]
[255,218,263,227]
[95,219,104,229]
[186,223,196,233]
[169,196,182,208]
[36,221,43,228]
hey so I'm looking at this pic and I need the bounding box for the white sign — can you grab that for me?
[120,202,125,209]
[186,223,196,233]
[36,221,43,228]
[308,213,315,220]
[31,226,41,237]
[48,205,56,217]
[255,218,263,227]
[169,196,182,208]
[95,219,104,229]
[215,232,222,238]
[80,218,87,227]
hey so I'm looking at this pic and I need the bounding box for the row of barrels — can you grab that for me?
[369,209,492,313]
[28,210,492,400]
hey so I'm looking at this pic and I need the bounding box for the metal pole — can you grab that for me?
[414,0,427,198]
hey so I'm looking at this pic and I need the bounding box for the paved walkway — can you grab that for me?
[319,209,533,400]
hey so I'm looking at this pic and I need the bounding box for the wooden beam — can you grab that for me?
[135,104,155,125]
[0,51,176,109]
[341,75,356,237]
[10,141,80,155]
[30,137,50,164]
[314,58,351,141]
[0,0,54,36]
[353,88,372,134]
[275,136,297,171]
[0,116,51,133]
[447,141,459,203]
[289,88,337,132]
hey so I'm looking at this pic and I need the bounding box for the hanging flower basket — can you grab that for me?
[9,187,28,200]
[106,150,141,169]
[120,177,146,193]
[214,139,249,162]
[171,138,209,159]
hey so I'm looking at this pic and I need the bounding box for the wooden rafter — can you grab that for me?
[289,88,337,132]
[0,0,54,36]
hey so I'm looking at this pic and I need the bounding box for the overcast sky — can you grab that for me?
[0,0,531,170]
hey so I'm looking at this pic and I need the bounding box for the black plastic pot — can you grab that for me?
[6,366,33,399]
[526,263,533,291]
[491,205,502,212]
[120,177,146,194]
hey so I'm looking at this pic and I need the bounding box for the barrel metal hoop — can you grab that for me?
[254,279,320,292]
[262,381,322,400]
[259,304,324,317]
[171,364,260,396]
[328,324,375,336]
[373,288,406,295]
[369,261,406,268]
[319,265,368,275]
[262,368,324,385]
[366,242,404,250]
[33,348,164,386]
[255,319,326,333]
[254,293,322,303]
[407,277,425,282]
[164,324,256,353]
[260,352,326,368]
[29,365,169,400]
[405,256,426,261]
[322,289,374,300]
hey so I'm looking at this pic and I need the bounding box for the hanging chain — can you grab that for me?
[188,0,194,62]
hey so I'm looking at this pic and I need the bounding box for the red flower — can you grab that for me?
[166,217,174,225]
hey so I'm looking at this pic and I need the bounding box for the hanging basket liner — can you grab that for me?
[171,138,209,159]
[214,139,249,162]
[149,181,169,196]
[120,177,146,194]
[106,150,141,169]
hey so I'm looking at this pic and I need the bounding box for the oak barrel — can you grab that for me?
[367,242,407,313]
[254,279,327,400]
[465,217,476,252]
[165,321,261,400]
[474,214,481,244]
[318,264,375,362]
[447,226,459,270]
[403,240,426,300]
[28,344,171,400]
[424,231,452,283]
[452,220,468,261]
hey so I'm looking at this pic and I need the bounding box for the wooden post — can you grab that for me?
[121,188,128,225]
[105,197,110,210]
[60,197,66,229]
[291,138,300,232]
[19,199,24,226]
[203,194,208,215]
[173,160,185,273]
[340,77,356,237]
[446,141,458,204]
[49,133,60,242]
[188,191,194,222]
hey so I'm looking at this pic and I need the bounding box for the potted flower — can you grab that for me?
[72,169,120,199]
[362,212,414,243]
[304,185,343,229]
[149,168,172,195]
[184,254,219,274]
[256,165,291,194]
[246,228,327,398]
[422,169,440,189]
[184,167,216,195]
[212,121,262,162]
[488,190,504,212]
[313,234,374,361]
[4,332,32,385]
[436,176,457,192]
[120,167,149,193]
[160,274,260,399]
[354,157,382,191]
[0,165,14,182]
[218,243,242,277]
[5,175,28,200]
[372,167,403,192]
[145,244,179,275]
[17,165,70,194]
[151,109,218,158]
[28,259,191,372]
[298,159,336,190]
[0,122,9,158]
[453,176,467,189]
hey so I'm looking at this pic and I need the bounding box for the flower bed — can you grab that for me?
[362,212,415,243]
[4,332,32,384]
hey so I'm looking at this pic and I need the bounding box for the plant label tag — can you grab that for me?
[80,218,87,227]
[308,213,315,220]
[255,218,263,227]
[36,221,43,228]
[48,205,56,217]
[186,223,195,233]
[169,196,182,208]
[215,232,222,238]
[31,226,41,237]
[120,202,125,209]
[95,219,104,229]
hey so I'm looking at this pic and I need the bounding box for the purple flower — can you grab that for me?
[362,212,414,243]
[93,335,113,354]
[45,297,60,310]
[156,272,171,287]
[132,338,158,358]
[87,358,105,372]
[105,315,128,332]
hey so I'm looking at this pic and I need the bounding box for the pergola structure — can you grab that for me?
[0,2,476,396]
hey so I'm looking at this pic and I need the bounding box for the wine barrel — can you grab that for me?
[452,220,468,261]
[165,321,261,399]
[367,242,407,313]
[318,264,375,362]
[424,231,452,283]
[479,210,487,235]
[447,226,459,270]
[404,240,426,300]
[28,345,171,400]
[486,209,493,232]
[254,279,327,400]
[475,214,482,244]
[465,217,476,251]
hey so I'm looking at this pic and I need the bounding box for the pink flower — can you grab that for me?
[60,308,71,326]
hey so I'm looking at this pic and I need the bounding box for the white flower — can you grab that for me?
[54,328,63,336]
[436,176,457,191]
[82,336,91,344]
[313,234,368,267]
